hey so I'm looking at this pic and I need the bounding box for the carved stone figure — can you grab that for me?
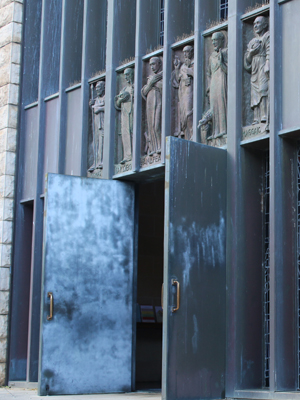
[198,31,228,139]
[141,57,163,155]
[88,80,105,172]
[244,16,270,132]
[172,45,194,140]
[114,68,134,164]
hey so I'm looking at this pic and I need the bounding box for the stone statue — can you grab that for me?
[198,32,228,139]
[88,80,105,172]
[114,68,134,164]
[172,45,194,140]
[244,16,270,132]
[141,57,163,155]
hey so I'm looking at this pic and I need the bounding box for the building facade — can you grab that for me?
[1,0,300,399]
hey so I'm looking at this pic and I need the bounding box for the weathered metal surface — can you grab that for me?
[162,137,227,400]
[65,89,83,176]
[38,174,135,395]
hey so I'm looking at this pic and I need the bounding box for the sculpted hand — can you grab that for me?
[174,56,181,70]
[264,60,270,78]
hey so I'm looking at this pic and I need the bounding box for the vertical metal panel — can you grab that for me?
[80,0,107,176]
[162,137,227,400]
[42,0,62,98]
[42,99,60,191]
[103,0,136,178]
[22,107,39,200]
[22,0,42,105]
[9,203,33,381]
[225,0,265,395]
[269,0,296,392]
[281,1,300,130]
[65,89,83,176]
[38,174,135,395]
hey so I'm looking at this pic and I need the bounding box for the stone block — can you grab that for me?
[10,62,20,85]
[0,1,14,9]
[13,2,23,24]
[0,3,14,29]
[0,104,18,129]
[0,290,9,314]
[0,64,9,87]
[3,198,13,220]
[0,243,11,267]
[0,174,15,197]
[0,338,7,363]
[11,42,21,64]
[0,315,8,338]
[0,84,19,108]
[0,362,6,385]
[4,151,16,176]
[0,268,9,291]
[0,128,17,152]
[0,42,11,69]
[6,128,17,152]
[0,85,9,107]
[0,220,13,243]
[0,22,22,48]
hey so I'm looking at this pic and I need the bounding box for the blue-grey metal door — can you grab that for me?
[38,174,136,396]
[162,137,227,400]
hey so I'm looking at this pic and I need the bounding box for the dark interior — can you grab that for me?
[135,180,164,390]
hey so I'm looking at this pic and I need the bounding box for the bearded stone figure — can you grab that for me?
[114,68,134,164]
[198,31,228,139]
[172,45,194,141]
[141,57,163,156]
[88,80,105,172]
[244,16,270,132]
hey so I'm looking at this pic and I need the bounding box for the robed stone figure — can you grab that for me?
[114,68,134,164]
[141,57,163,156]
[198,32,228,139]
[244,16,270,132]
[88,80,105,172]
[172,45,194,141]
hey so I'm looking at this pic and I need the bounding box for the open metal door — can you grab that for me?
[38,174,136,396]
[162,137,227,400]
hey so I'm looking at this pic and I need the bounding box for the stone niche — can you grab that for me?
[87,78,105,179]
[200,29,228,148]
[114,65,135,175]
[140,53,163,169]
[171,41,194,143]
[242,11,270,141]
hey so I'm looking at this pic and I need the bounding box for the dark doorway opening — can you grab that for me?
[135,180,164,390]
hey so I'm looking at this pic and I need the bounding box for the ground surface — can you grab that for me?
[0,388,162,400]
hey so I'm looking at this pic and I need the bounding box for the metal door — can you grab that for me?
[38,174,136,395]
[162,137,227,400]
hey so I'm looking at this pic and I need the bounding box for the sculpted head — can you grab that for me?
[96,80,105,97]
[212,32,225,51]
[124,68,134,84]
[183,45,194,61]
[253,16,268,36]
[149,57,162,74]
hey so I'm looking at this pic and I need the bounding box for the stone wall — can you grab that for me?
[0,0,23,386]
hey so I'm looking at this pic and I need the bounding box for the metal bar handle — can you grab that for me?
[47,292,53,320]
[171,279,180,312]
[161,283,164,310]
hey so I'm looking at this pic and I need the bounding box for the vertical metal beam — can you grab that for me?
[132,0,143,174]
[26,0,49,382]
[103,0,118,179]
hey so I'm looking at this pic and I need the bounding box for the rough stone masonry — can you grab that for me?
[0,0,23,386]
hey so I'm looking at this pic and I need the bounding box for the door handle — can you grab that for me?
[171,279,180,312]
[161,284,164,310]
[47,292,53,320]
